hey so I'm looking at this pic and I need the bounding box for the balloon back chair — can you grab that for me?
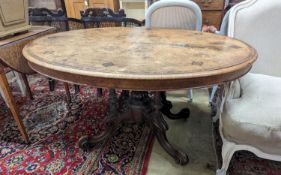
[145,0,202,120]
[216,0,281,174]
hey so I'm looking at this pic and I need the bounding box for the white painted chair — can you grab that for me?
[145,0,202,102]
[209,10,230,107]
[216,0,281,174]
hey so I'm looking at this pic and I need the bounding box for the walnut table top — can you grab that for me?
[23,27,257,90]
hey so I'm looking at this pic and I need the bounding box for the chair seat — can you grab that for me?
[222,73,281,155]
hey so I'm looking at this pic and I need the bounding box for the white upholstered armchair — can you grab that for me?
[216,0,281,174]
[145,0,202,102]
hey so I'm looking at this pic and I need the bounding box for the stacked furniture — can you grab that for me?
[148,0,225,29]
[193,0,225,29]
[29,8,84,97]
[80,7,143,28]
[64,0,120,19]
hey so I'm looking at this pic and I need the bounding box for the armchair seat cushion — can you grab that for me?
[222,73,281,155]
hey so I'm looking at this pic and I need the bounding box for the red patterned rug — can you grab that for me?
[0,75,154,174]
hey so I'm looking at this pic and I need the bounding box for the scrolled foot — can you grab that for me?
[174,150,189,165]
[78,135,91,151]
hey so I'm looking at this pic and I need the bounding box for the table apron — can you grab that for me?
[28,61,252,91]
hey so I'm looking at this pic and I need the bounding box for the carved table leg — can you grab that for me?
[160,91,190,120]
[78,89,117,151]
[78,90,189,165]
[148,92,189,165]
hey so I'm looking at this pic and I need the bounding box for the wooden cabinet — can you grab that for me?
[29,0,63,10]
[119,0,147,20]
[64,0,120,19]
[0,0,31,38]
[193,0,225,29]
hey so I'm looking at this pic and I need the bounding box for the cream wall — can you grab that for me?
[119,0,148,20]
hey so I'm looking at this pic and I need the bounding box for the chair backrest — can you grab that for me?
[81,8,125,28]
[29,8,84,31]
[227,0,281,77]
[80,8,143,28]
[29,8,69,32]
[145,0,202,30]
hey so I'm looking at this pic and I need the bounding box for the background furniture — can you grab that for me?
[0,0,30,38]
[80,8,142,27]
[193,0,225,29]
[29,0,64,10]
[29,8,83,95]
[119,0,148,20]
[145,0,201,119]
[23,27,256,164]
[147,0,225,29]
[216,0,281,174]
[224,0,245,11]
[63,0,226,28]
[0,26,56,143]
[64,0,120,19]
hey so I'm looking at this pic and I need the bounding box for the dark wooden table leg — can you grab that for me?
[77,90,189,165]
[78,89,117,151]
[20,73,33,100]
[48,78,55,91]
[97,88,103,97]
[0,71,29,143]
[149,92,189,165]
[160,91,190,120]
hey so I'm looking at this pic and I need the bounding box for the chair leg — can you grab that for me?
[20,73,33,100]
[0,72,29,143]
[48,78,55,91]
[216,141,236,175]
[14,72,27,96]
[0,86,8,105]
[187,89,193,102]
[97,88,102,97]
[74,84,80,94]
[64,83,71,104]
[209,85,218,105]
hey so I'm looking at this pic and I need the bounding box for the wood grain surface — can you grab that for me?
[23,27,257,90]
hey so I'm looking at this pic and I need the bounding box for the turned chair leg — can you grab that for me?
[187,89,193,102]
[48,78,55,91]
[97,88,102,97]
[0,71,29,143]
[74,85,80,94]
[14,72,27,97]
[20,73,33,100]
[64,83,71,104]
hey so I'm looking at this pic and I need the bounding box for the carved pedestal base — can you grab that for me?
[78,90,189,165]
